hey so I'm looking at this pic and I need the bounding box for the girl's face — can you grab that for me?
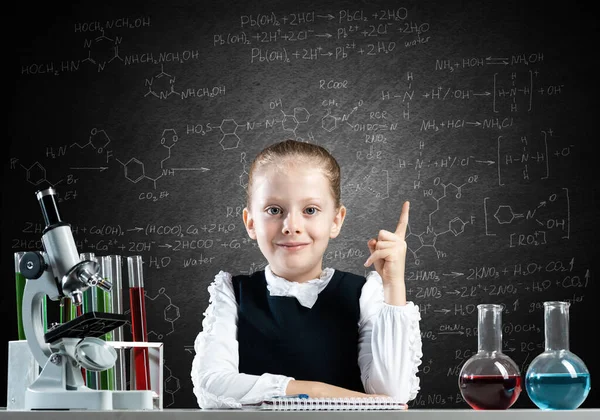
[243,163,346,283]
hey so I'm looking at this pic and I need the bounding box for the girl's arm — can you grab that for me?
[191,271,292,408]
[357,271,423,402]
[286,380,386,398]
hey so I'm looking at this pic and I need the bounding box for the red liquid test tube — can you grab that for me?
[127,255,151,391]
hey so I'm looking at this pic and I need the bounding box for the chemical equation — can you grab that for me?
[10,127,209,193]
[215,9,432,62]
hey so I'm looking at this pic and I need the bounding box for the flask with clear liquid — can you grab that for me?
[525,301,591,410]
[459,304,522,410]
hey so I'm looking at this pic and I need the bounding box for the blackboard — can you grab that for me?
[5,0,598,409]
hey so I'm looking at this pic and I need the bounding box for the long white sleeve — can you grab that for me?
[190,271,293,408]
[358,271,423,402]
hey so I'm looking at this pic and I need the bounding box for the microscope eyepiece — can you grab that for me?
[36,188,62,228]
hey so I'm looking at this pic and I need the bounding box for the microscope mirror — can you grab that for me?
[74,337,117,371]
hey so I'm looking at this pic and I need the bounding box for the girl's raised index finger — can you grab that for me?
[395,201,410,237]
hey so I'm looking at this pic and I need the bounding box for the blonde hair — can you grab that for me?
[246,139,342,209]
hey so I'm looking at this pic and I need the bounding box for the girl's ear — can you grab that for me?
[243,207,257,240]
[330,205,346,239]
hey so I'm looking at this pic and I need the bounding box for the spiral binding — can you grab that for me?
[262,396,407,411]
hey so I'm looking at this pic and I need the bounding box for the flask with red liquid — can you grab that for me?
[127,255,151,391]
[459,304,522,409]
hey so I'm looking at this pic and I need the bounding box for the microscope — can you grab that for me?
[18,187,154,410]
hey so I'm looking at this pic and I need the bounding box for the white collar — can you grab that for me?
[265,265,335,309]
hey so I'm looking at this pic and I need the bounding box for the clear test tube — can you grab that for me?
[81,252,99,319]
[81,252,98,315]
[100,255,124,391]
[80,252,99,390]
[127,255,151,391]
[104,255,126,391]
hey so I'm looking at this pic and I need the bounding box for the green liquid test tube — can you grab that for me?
[83,287,95,313]
[15,252,27,340]
[70,299,78,320]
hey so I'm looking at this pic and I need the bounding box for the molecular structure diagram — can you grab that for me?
[81,29,123,72]
[279,107,311,139]
[163,364,180,407]
[405,178,476,263]
[144,64,180,99]
[145,287,179,340]
[73,127,112,153]
[15,160,61,188]
[13,126,210,193]
[218,106,312,155]
[11,128,113,188]
[321,109,340,132]
[115,129,179,189]
[124,287,179,341]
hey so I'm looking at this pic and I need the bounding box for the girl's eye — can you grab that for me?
[305,207,318,215]
[266,207,281,215]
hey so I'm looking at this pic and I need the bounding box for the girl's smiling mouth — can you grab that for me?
[277,242,309,250]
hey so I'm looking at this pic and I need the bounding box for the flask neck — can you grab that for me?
[477,304,503,352]
[544,302,569,351]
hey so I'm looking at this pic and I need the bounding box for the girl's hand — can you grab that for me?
[364,201,410,286]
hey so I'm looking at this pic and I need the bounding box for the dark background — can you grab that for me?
[6,0,598,409]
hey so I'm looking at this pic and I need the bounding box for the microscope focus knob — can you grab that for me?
[19,251,47,279]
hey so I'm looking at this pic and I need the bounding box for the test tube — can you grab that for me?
[60,296,78,321]
[104,255,127,391]
[80,252,99,389]
[61,254,77,322]
[127,255,151,390]
[99,255,120,391]
[81,253,98,316]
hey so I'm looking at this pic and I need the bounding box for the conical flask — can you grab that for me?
[525,301,591,410]
[459,304,522,409]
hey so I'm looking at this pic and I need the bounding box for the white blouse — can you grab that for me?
[191,265,423,408]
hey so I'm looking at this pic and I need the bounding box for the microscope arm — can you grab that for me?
[22,269,62,367]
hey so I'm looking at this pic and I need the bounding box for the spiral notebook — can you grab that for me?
[245,396,408,411]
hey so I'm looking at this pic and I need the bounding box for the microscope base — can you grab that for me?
[24,388,154,411]
[22,340,155,411]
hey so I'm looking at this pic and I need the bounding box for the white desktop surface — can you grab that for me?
[1,408,599,419]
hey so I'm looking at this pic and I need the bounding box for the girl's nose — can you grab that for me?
[282,211,303,235]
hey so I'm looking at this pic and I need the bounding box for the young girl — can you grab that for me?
[191,139,422,408]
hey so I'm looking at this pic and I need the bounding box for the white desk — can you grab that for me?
[1,409,599,419]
